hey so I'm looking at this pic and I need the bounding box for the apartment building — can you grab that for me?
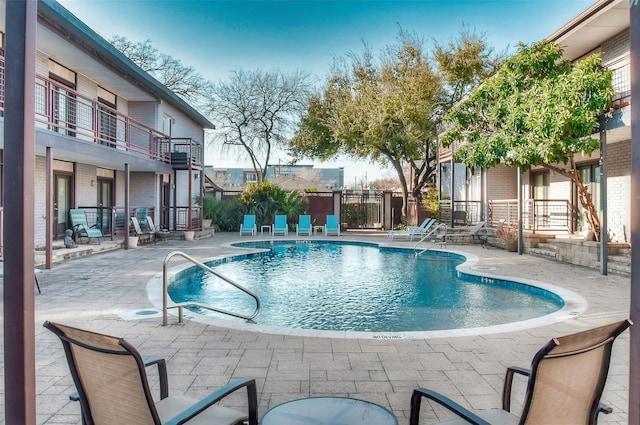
[0,0,213,261]
[207,164,345,191]
[440,0,631,244]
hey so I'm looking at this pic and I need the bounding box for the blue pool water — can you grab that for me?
[168,241,564,333]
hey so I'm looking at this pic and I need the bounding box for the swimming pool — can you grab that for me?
[165,241,576,336]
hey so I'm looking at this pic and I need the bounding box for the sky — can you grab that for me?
[57,0,595,185]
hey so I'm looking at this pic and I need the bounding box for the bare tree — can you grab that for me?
[109,36,212,107]
[207,69,313,181]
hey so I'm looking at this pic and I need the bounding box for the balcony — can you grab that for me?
[609,55,630,109]
[0,56,203,167]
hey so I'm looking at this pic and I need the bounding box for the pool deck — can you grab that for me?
[2,231,631,424]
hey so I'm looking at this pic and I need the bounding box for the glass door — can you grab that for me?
[54,174,73,239]
[97,178,114,232]
[578,163,601,232]
[531,171,549,229]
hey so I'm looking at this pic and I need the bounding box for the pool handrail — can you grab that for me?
[413,223,447,256]
[162,251,261,326]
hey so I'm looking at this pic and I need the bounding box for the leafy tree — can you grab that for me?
[290,29,500,219]
[441,40,613,239]
[433,27,505,117]
[109,36,212,107]
[291,30,439,217]
[207,69,313,183]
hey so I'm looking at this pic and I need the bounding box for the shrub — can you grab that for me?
[239,181,306,226]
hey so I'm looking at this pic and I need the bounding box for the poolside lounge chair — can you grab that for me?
[135,207,149,230]
[388,218,435,241]
[465,221,488,246]
[240,214,256,236]
[296,214,312,236]
[130,216,155,244]
[70,209,104,244]
[272,214,289,236]
[410,319,632,425]
[325,214,340,236]
[44,321,258,425]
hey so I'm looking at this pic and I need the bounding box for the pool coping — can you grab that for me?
[146,238,588,339]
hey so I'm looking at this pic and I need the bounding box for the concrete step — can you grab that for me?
[607,259,630,276]
[535,242,559,252]
[528,247,557,259]
[608,253,631,265]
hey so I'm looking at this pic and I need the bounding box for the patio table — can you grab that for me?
[260,396,397,425]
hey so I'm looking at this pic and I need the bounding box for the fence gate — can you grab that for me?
[341,191,383,229]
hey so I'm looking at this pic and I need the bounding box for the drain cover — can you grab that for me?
[136,310,158,316]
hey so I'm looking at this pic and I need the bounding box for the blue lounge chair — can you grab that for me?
[325,214,340,236]
[70,209,104,244]
[273,214,289,236]
[388,218,435,241]
[296,214,312,236]
[239,214,256,236]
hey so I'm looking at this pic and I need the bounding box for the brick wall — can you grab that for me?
[130,173,158,209]
[602,28,629,63]
[605,140,631,242]
[486,165,517,200]
[34,156,47,247]
[75,164,97,207]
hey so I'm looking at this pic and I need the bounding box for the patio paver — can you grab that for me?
[0,232,630,424]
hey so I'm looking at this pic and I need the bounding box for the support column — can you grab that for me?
[628,2,640,421]
[599,125,608,275]
[3,1,37,422]
[124,163,130,249]
[46,147,53,269]
[383,191,392,230]
[517,166,523,255]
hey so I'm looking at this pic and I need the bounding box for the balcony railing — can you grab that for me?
[171,138,203,167]
[438,200,482,226]
[609,55,630,109]
[489,199,577,233]
[32,74,172,162]
[0,56,204,166]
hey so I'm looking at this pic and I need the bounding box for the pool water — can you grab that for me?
[168,241,564,333]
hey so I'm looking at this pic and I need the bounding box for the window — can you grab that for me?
[97,87,117,147]
[49,60,77,137]
[245,172,257,183]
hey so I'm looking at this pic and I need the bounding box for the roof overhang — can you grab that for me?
[547,0,629,60]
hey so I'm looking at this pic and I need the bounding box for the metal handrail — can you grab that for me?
[413,223,447,257]
[162,251,260,326]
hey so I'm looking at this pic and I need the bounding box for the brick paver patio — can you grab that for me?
[0,232,630,424]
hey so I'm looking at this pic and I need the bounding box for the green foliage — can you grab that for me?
[290,28,501,218]
[199,197,245,232]
[441,40,613,238]
[420,186,440,216]
[239,181,307,226]
[200,196,217,220]
[441,40,613,170]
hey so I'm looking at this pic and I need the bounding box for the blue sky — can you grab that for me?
[58,0,595,183]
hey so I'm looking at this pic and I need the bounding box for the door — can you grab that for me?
[97,178,114,232]
[531,171,550,229]
[54,174,73,240]
[578,163,601,232]
[162,182,171,230]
